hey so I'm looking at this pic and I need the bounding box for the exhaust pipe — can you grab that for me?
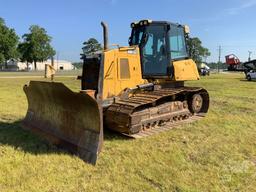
[101,22,108,50]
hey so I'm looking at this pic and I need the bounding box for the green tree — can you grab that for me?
[0,17,4,25]
[18,25,55,70]
[82,38,102,56]
[72,62,83,69]
[17,41,32,69]
[187,37,210,64]
[0,17,19,67]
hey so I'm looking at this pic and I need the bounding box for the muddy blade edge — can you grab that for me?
[22,81,103,165]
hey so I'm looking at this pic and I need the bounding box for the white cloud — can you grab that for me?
[226,0,256,15]
[103,0,118,5]
[241,0,256,8]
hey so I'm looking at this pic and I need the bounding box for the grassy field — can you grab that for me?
[0,72,256,192]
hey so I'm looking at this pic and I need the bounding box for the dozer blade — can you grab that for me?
[22,81,103,165]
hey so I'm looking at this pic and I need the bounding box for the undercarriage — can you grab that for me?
[105,87,209,137]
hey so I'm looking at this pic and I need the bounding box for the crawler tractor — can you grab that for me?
[22,20,209,164]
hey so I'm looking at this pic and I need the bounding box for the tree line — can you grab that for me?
[187,37,211,64]
[77,37,211,69]
[0,17,102,70]
[81,37,211,62]
[0,17,55,70]
[1,17,211,70]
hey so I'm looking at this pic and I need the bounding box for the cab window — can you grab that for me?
[169,26,188,60]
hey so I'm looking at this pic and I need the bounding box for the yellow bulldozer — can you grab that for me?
[22,20,209,164]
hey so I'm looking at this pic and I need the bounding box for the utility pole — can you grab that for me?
[217,45,222,73]
[248,51,252,61]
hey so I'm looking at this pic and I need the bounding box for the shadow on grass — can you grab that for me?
[0,120,128,156]
[104,128,130,141]
[240,79,256,82]
[0,121,65,155]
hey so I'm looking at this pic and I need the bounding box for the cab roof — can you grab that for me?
[130,19,182,28]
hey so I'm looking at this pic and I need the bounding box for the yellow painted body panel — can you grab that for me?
[172,59,200,81]
[102,47,200,99]
[102,46,146,99]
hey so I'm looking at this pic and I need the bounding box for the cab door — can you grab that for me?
[140,25,170,78]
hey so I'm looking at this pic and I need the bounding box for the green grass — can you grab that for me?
[0,72,256,192]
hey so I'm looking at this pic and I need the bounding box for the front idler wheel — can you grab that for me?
[188,93,206,114]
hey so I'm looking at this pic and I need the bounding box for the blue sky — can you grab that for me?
[0,0,256,62]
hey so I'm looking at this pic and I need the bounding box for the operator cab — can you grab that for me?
[129,20,189,79]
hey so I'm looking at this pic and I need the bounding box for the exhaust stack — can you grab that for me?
[101,22,108,50]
